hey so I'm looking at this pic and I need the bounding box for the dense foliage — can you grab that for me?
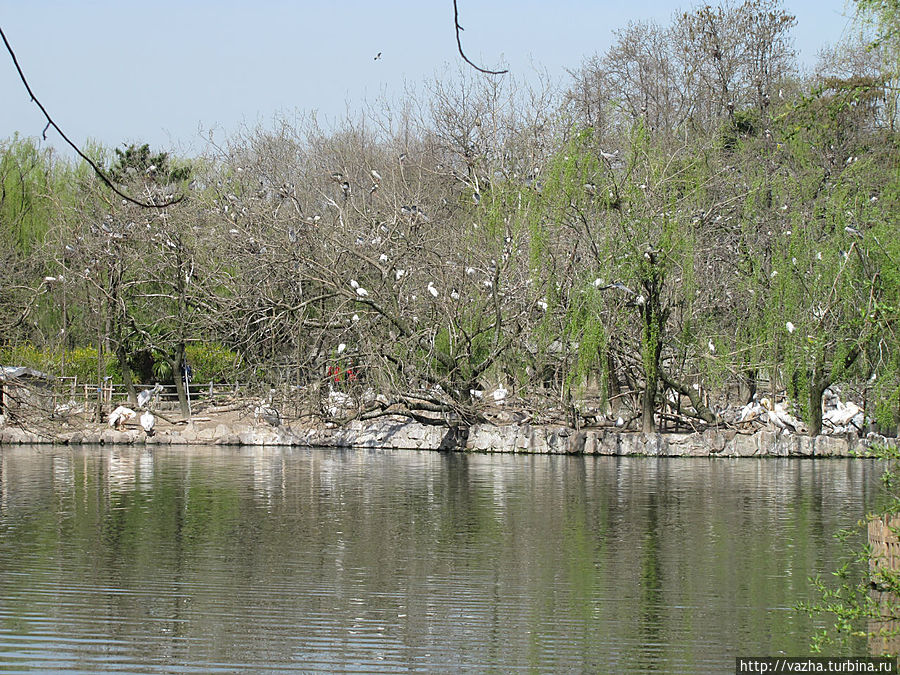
[0,0,898,436]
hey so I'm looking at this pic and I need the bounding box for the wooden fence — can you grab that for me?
[50,377,258,411]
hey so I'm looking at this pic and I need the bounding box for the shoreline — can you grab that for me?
[0,416,896,457]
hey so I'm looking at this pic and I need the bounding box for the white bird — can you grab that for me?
[492,387,508,404]
[470,389,483,399]
[538,299,548,310]
[140,411,156,436]
[356,287,369,297]
[371,169,382,182]
[786,321,796,334]
[450,290,460,300]
[466,267,476,275]
[108,406,136,429]
[615,416,625,427]
[737,399,765,427]
[395,269,406,281]
[352,314,360,322]
[337,343,346,354]
[825,401,861,428]
[136,383,163,408]
[350,279,360,289]
[379,253,388,262]
[708,339,715,354]
[593,278,604,288]
[761,398,799,435]
[427,281,439,297]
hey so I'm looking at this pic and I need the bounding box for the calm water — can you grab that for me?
[0,445,884,673]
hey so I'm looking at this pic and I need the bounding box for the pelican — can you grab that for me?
[825,401,861,428]
[737,398,765,427]
[108,406,136,429]
[137,383,163,408]
[140,410,156,436]
[761,398,798,435]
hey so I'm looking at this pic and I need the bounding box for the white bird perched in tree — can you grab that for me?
[140,410,156,436]
[337,343,346,354]
[492,386,508,404]
[137,383,163,408]
[427,281,439,297]
[108,406,136,429]
[350,279,360,289]
[538,299,548,310]
[356,287,369,297]
[371,169,382,182]
[786,322,796,334]
[395,269,406,281]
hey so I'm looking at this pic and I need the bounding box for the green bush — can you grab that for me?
[0,344,119,382]
[184,342,244,382]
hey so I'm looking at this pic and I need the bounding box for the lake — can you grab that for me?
[0,445,884,673]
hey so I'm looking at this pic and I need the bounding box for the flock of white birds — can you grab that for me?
[735,388,866,436]
[88,380,867,439]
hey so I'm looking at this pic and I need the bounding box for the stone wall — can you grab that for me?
[1,417,896,457]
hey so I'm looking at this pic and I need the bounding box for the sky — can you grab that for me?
[1,1,857,159]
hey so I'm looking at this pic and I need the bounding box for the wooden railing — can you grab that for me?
[50,377,258,412]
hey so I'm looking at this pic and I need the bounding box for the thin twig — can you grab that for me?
[0,24,182,209]
[452,0,508,75]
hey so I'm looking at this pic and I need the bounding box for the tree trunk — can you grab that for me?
[115,341,137,407]
[171,342,190,419]
[808,371,829,437]
[641,379,657,433]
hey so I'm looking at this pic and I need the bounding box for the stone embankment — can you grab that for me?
[0,417,896,457]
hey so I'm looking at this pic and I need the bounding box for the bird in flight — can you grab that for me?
[374,52,382,60]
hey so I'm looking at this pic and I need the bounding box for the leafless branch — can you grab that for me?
[0,24,183,209]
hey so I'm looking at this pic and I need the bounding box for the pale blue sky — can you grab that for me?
[1,1,856,158]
